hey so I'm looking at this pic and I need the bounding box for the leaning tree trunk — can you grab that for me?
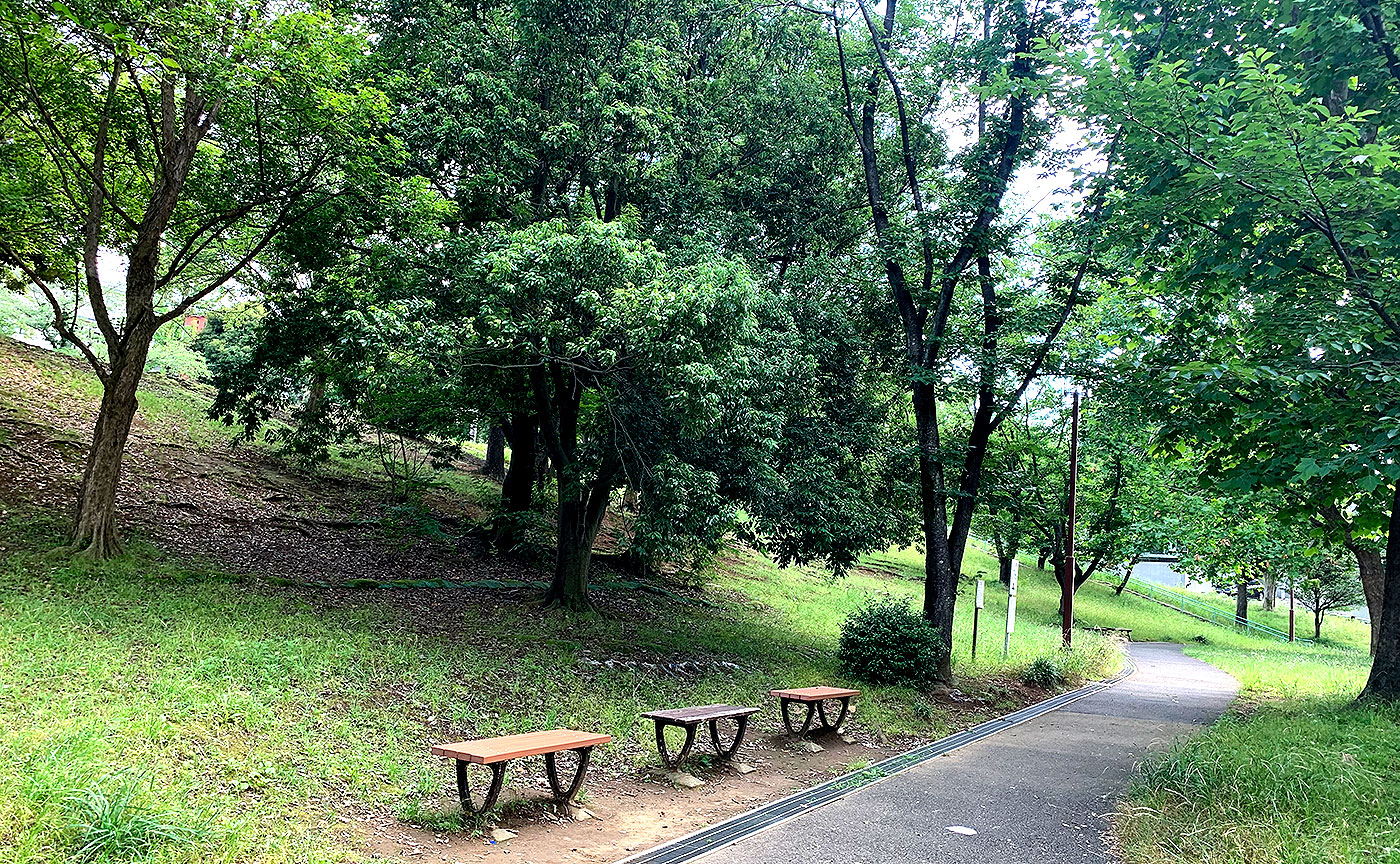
[1347,542,1384,655]
[1315,608,1324,640]
[72,327,154,558]
[1361,484,1400,702]
[480,425,506,482]
[1114,555,1141,595]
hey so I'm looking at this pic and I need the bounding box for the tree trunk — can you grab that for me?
[1347,542,1384,655]
[1038,547,1049,570]
[491,414,537,553]
[998,554,1014,586]
[1315,608,1324,640]
[481,424,506,481]
[914,381,957,686]
[543,456,618,611]
[1235,576,1250,626]
[1361,483,1400,702]
[1262,567,1277,612]
[533,431,551,495]
[1114,557,1136,596]
[71,331,153,558]
[301,368,328,436]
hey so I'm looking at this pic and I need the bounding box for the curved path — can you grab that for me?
[692,642,1237,864]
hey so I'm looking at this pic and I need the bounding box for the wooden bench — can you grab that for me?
[431,728,610,815]
[770,686,860,735]
[1085,625,1132,640]
[640,704,760,769]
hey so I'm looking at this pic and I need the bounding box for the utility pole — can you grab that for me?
[1062,390,1080,648]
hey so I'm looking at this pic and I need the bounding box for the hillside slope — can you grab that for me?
[0,337,1119,864]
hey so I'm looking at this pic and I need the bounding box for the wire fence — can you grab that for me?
[1108,576,1312,646]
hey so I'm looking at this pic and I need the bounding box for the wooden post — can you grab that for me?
[1063,390,1080,648]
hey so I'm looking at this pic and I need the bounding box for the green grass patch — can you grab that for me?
[1101,571,1388,863]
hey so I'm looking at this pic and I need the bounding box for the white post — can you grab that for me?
[972,578,985,659]
[1004,559,1019,657]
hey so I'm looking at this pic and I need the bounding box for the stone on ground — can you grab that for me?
[664,770,705,788]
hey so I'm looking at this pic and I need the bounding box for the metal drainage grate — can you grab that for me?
[613,660,1137,864]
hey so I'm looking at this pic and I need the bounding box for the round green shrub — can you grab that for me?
[837,598,946,687]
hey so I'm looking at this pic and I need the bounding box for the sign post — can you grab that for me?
[1004,560,1019,657]
[972,578,985,659]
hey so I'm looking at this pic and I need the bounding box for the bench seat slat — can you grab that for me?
[640,704,761,725]
[770,685,860,701]
[431,729,611,765]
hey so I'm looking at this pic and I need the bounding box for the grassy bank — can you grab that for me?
[0,512,1121,864]
[1093,579,1393,862]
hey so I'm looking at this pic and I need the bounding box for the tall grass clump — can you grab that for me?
[64,775,209,861]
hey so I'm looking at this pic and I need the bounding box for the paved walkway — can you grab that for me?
[693,642,1238,864]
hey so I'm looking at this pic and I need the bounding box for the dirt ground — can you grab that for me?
[357,727,906,864]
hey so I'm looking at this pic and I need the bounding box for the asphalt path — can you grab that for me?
[691,642,1238,864]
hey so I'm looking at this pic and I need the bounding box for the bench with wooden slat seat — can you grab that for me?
[770,685,860,735]
[640,703,760,769]
[431,728,611,816]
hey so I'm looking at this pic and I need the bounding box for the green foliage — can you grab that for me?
[837,598,947,688]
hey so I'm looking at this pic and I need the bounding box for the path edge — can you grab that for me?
[611,649,1139,864]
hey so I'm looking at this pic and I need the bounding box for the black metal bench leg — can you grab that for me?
[655,721,697,769]
[545,746,594,804]
[781,698,815,735]
[816,697,850,731]
[455,760,506,817]
[708,714,748,760]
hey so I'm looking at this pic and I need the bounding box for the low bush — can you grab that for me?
[837,598,946,687]
[1020,655,1064,688]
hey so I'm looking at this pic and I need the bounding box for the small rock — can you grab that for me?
[840,734,857,744]
[566,805,595,821]
[490,829,517,843]
[733,762,757,775]
[665,770,704,789]
[793,740,824,753]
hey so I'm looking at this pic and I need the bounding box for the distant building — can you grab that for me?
[183,314,208,335]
